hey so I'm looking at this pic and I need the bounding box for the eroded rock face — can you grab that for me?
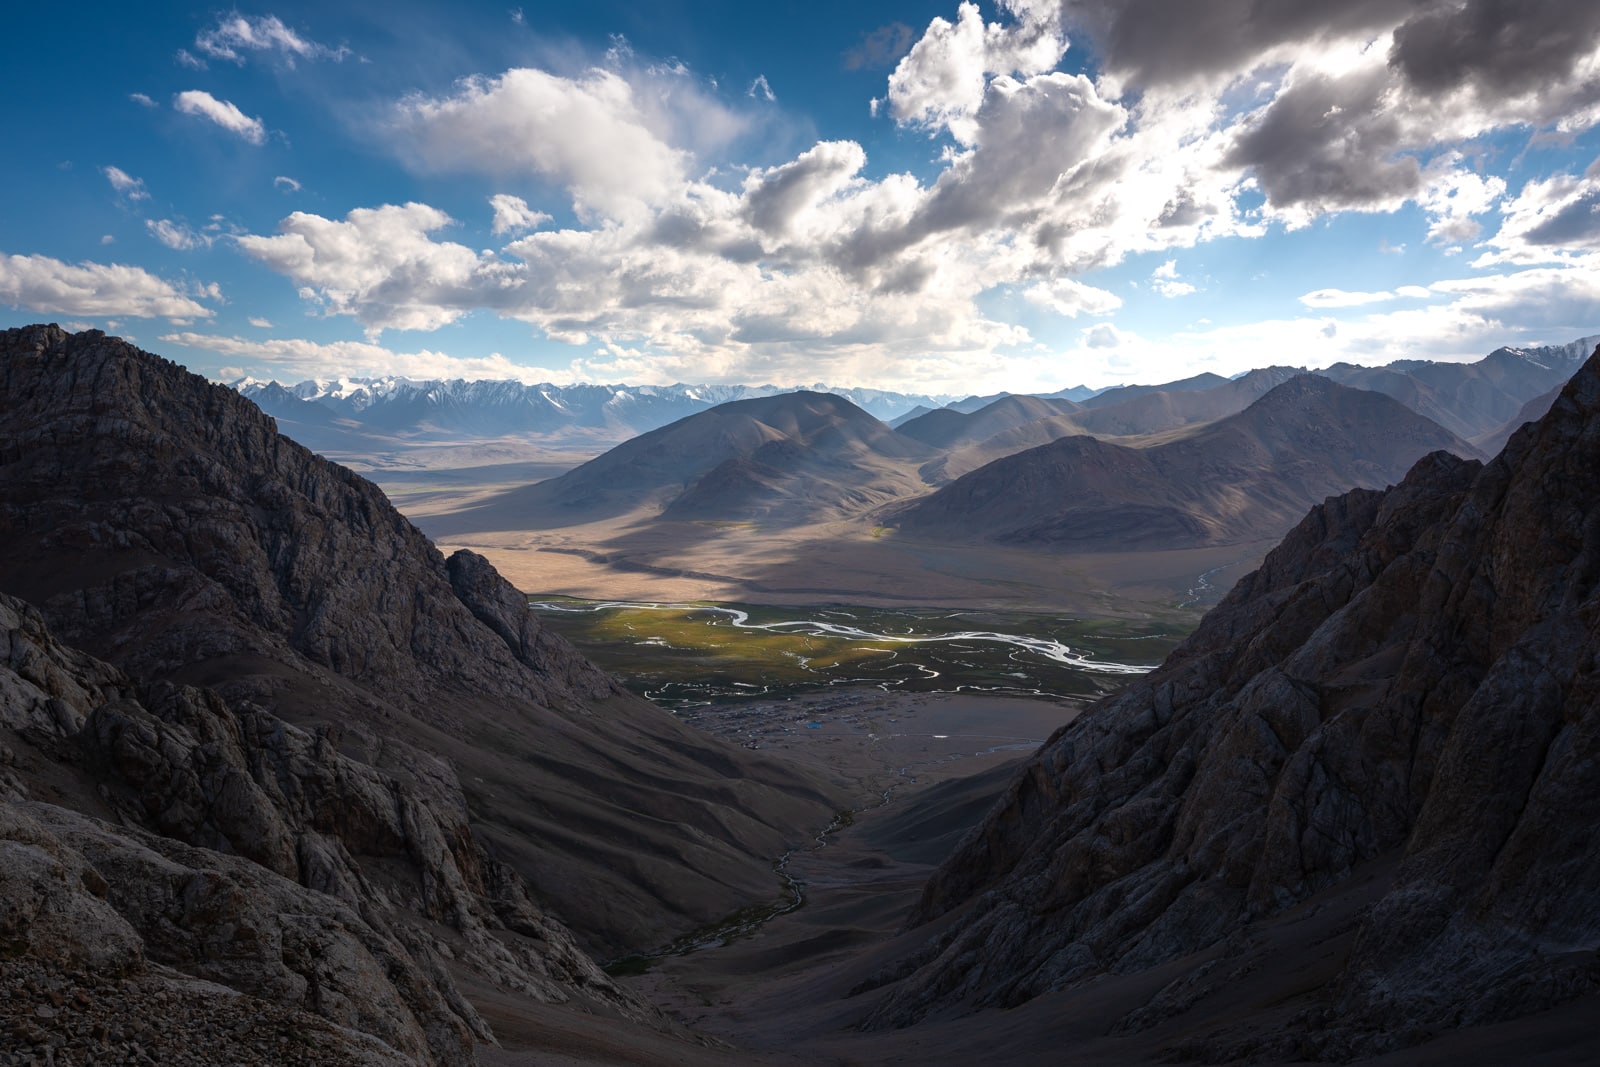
[0,325,841,960]
[0,589,654,1063]
[0,324,844,1062]
[864,347,1600,1057]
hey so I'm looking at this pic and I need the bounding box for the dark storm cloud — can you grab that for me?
[1224,65,1423,211]
[843,22,915,71]
[1389,0,1600,97]
[1524,187,1600,247]
[1059,0,1408,87]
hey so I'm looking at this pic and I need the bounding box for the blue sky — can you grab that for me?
[3,0,1598,391]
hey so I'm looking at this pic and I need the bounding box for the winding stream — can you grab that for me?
[531,598,1172,708]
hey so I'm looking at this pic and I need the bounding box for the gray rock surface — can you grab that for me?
[0,323,847,1063]
[0,324,842,960]
[863,347,1600,1058]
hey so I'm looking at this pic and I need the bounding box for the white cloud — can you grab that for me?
[129,92,156,108]
[103,166,149,202]
[887,0,1066,145]
[235,202,492,333]
[1475,169,1600,267]
[386,67,702,220]
[146,219,209,251]
[230,4,1600,392]
[248,316,273,328]
[174,90,266,145]
[488,193,551,235]
[194,13,347,65]
[748,75,775,102]
[1023,277,1122,317]
[274,175,302,193]
[1151,258,1197,297]
[1300,288,1397,308]
[162,331,565,384]
[100,234,115,245]
[0,252,214,319]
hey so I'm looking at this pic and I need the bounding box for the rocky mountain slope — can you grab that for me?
[1317,335,1598,439]
[896,395,1082,450]
[892,375,1477,550]
[860,344,1600,1060]
[432,390,936,530]
[0,325,845,1060]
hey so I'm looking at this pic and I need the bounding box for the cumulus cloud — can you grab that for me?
[235,203,496,333]
[174,90,267,144]
[103,165,149,202]
[1024,277,1122,317]
[1476,169,1600,265]
[886,0,1066,144]
[248,316,272,328]
[0,252,214,319]
[193,13,348,65]
[385,65,746,220]
[488,194,551,235]
[231,2,1600,389]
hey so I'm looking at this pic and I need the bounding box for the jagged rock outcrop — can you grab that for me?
[0,589,644,1063]
[861,346,1600,1059]
[0,324,846,1061]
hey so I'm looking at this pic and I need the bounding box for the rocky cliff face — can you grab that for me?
[0,324,844,1062]
[860,346,1600,1058]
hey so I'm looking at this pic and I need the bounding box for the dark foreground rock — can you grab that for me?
[0,324,845,1063]
[860,346,1600,1059]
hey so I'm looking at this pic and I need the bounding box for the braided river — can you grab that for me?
[529,598,1187,709]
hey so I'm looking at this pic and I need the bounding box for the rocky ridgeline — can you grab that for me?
[861,346,1600,1058]
[0,325,841,1064]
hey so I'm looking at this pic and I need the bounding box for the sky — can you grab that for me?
[2,0,1599,393]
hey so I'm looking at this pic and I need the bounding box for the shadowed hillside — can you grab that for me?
[859,345,1600,1062]
[892,375,1478,549]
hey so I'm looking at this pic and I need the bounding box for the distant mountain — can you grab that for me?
[896,395,1081,450]
[891,375,1478,550]
[946,391,1013,414]
[1474,383,1563,456]
[888,403,936,429]
[866,344,1600,1062]
[1315,335,1599,439]
[1067,366,1303,437]
[237,375,958,449]
[428,391,937,532]
[1040,383,1103,402]
[1078,370,1231,409]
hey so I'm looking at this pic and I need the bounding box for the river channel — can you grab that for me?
[529,597,1187,709]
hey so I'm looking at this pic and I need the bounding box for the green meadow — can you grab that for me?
[530,598,1189,709]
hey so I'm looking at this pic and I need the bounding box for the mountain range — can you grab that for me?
[238,374,960,449]
[4,323,1598,1064]
[891,375,1479,550]
[858,341,1600,1062]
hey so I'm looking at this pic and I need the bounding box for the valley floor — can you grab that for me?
[466,686,1598,1067]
